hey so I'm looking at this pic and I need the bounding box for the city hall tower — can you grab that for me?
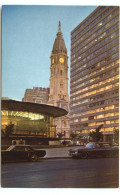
[49,22,70,137]
[49,21,69,111]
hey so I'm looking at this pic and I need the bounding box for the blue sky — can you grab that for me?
[2,5,97,101]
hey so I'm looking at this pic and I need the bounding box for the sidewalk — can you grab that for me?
[42,146,83,159]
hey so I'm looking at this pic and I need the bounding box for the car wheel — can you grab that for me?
[72,156,78,159]
[113,151,119,158]
[1,156,4,164]
[30,154,38,162]
[80,152,88,159]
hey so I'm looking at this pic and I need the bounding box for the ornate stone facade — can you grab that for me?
[49,22,70,138]
[22,87,49,104]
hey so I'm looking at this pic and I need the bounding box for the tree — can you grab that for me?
[5,122,14,144]
[57,132,64,139]
[40,122,46,136]
[1,129,5,134]
[70,132,78,139]
[89,124,103,142]
[114,129,119,144]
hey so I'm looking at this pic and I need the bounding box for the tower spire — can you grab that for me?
[58,21,61,32]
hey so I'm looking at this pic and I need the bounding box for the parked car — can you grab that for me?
[1,145,46,163]
[69,142,119,159]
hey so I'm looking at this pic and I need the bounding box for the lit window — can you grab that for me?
[81,117,88,121]
[115,75,119,79]
[116,59,119,64]
[115,112,119,116]
[88,123,96,126]
[109,105,114,109]
[98,22,103,26]
[105,113,114,117]
[106,121,110,124]
[74,119,78,123]
[106,127,114,131]
[97,62,100,66]
[96,122,104,126]
[97,114,104,119]
[110,121,114,124]
[106,85,112,90]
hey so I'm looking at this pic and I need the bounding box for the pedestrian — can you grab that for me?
[13,139,16,145]
[19,139,23,144]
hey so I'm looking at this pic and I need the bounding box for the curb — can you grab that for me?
[42,156,71,160]
[1,157,71,164]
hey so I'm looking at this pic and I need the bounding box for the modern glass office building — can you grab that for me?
[70,6,119,142]
[1,99,67,138]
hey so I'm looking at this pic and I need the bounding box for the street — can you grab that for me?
[1,158,119,188]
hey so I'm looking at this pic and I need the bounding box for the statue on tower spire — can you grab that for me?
[58,21,61,32]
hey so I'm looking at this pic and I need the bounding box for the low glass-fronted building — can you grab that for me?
[1,99,68,138]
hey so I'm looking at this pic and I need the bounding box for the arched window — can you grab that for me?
[60,70,63,75]
[64,121,66,127]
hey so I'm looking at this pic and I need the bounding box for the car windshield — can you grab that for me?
[6,146,15,151]
[6,145,33,151]
[85,143,94,148]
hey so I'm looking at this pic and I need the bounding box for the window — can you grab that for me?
[60,70,63,76]
[74,119,78,123]
[89,116,94,120]
[106,121,110,124]
[105,113,114,117]
[94,143,100,148]
[88,123,96,126]
[115,112,119,116]
[81,117,88,121]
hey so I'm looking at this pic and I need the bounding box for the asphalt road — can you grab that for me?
[1,158,119,188]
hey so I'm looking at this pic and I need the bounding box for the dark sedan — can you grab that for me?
[69,142,119,159]
[1,145,46,163]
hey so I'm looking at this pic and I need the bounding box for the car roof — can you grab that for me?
[12,145,31,147]
[89,142,111,144]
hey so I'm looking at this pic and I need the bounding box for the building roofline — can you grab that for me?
[71,6,99,34]
[1,99,68,118]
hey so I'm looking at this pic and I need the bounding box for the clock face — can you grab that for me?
[52,58,54,64]
[59,58,64,63]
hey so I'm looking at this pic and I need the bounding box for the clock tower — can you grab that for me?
[49,21,69,111]
[49,22,70,138]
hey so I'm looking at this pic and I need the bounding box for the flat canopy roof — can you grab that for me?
[1,100,68,118]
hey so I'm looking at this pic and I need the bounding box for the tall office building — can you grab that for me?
[70,6,119,142]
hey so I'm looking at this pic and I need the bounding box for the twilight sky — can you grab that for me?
[2,5,97,101]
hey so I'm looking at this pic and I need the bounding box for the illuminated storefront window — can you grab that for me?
[1,110,53,137]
